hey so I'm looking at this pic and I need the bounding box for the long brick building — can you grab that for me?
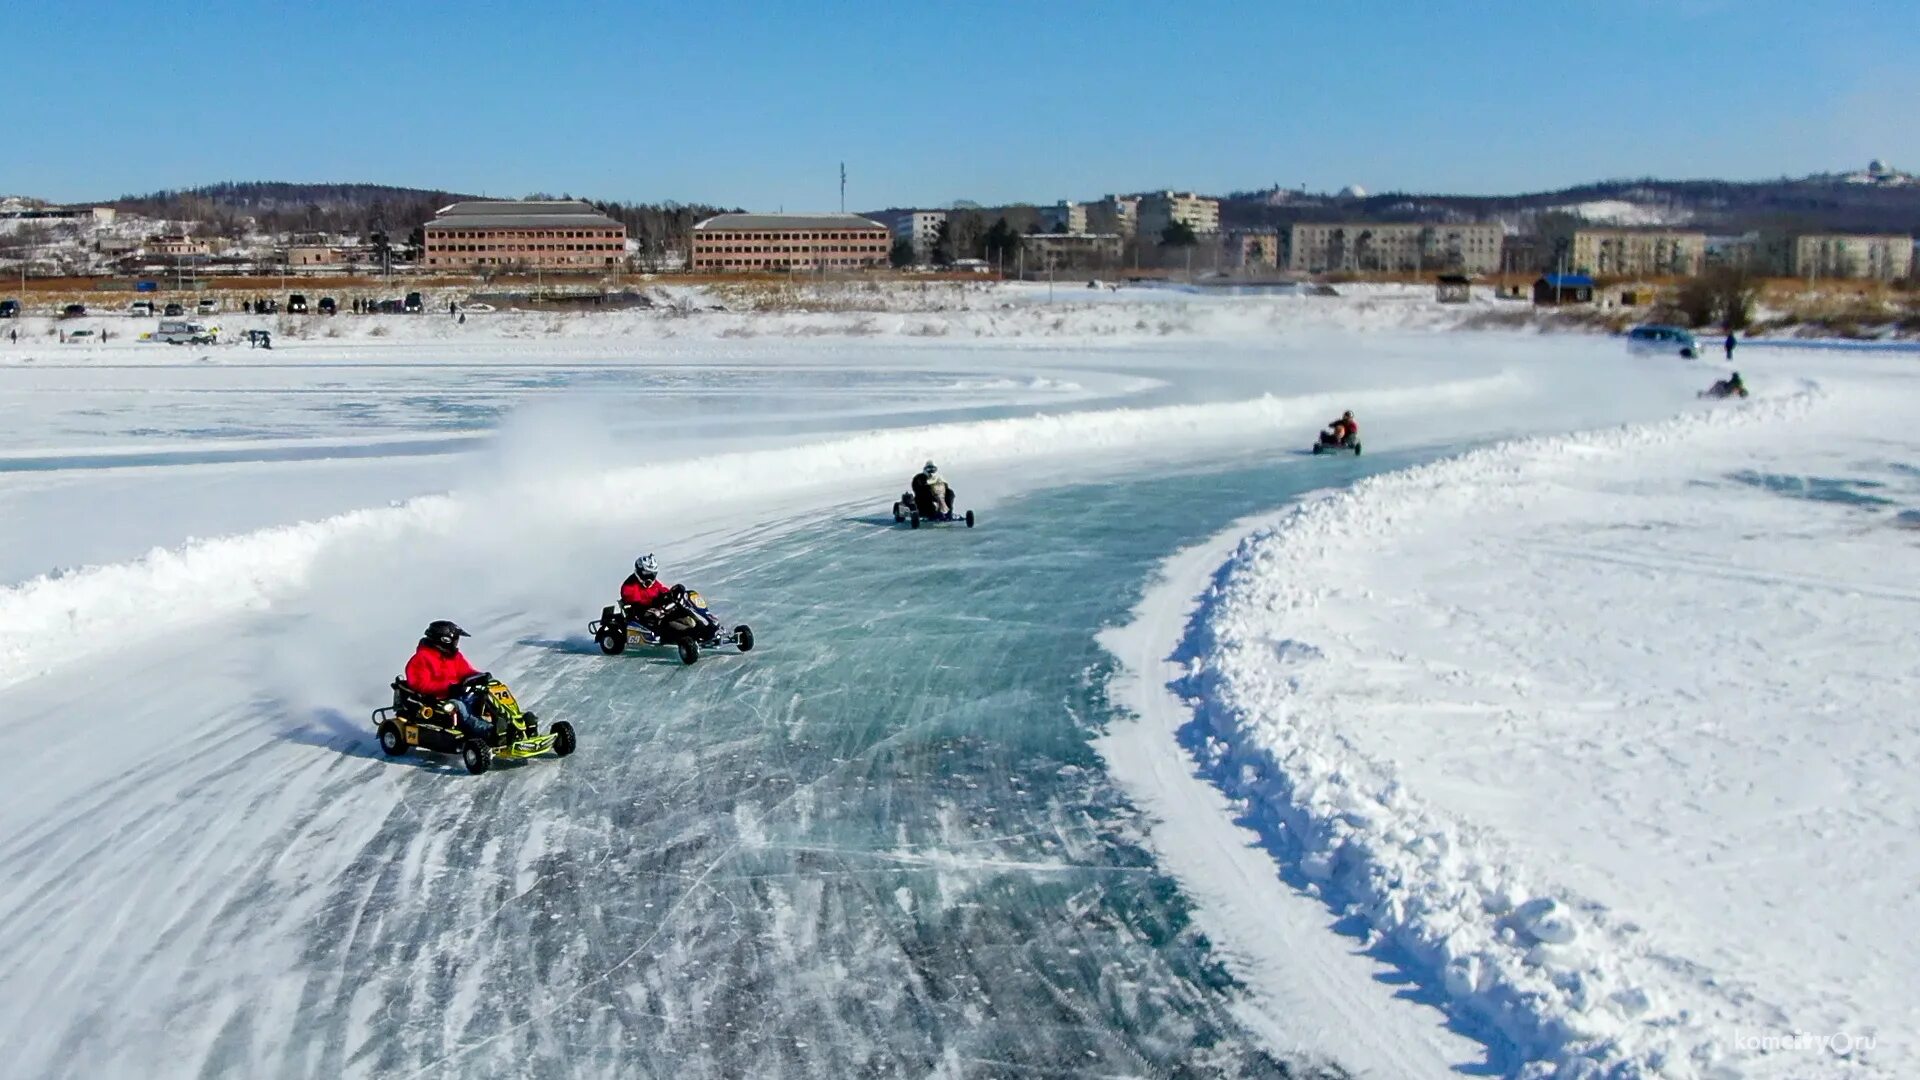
[690,213,890,272]
[422,200,627,272]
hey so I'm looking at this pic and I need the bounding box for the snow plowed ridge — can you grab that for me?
[1175,385,1826,1077]
[0,373,1522,692]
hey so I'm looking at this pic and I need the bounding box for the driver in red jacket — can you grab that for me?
[620,554,672,624]
[405,620,490,736]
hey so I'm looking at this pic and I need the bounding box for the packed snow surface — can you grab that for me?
[2,282,1906,1077]
[1136,346,1918,1077]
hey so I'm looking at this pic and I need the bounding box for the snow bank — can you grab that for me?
[1172,386,1834,1077]
[0,372,1523,691]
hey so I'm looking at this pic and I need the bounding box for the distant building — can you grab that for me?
[422,200,627,272]
[1571,229,1705,277]
[690,213,890,272]
[871,209,947,263]
[1222,229,1283,270]
[1533,272,1594,305]
[1019,232,1122,272]
[145,235,212,257]
[0,205,115,225]
[1288,222,1502,274]
[1137,192,1220,241]
[1792,233,1914,281]
[288,245,348,268]
[1087,195,1140,239]
[1038,201,1089,234]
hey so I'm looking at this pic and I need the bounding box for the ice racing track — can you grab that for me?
[0,336,1708,1080]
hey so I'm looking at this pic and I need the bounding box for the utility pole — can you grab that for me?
[839,163,846,213]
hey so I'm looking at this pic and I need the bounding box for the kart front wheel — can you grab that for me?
[596,630,626,655]
[677,640,700,665]
[550,721,577,757]
[965,510,975,528]
[909,513,920,530]
[462,739,493,775]
[377,720,409,757]
[893,504,904,523]
[733,625,755,652]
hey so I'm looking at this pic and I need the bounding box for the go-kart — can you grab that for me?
[1311,432,1363,456]
[590,584,755,665]
[372,674,575,775]
[892,492,976,529]
[1699,381,1749,399]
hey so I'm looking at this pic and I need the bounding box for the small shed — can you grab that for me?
[1435,273,1472,304]
[1533,273,1594,306]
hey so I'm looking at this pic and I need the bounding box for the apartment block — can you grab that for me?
[690,213,890,272]
[1287,222,1502,274]
[1136,191,1220,240]
[1571,229,1706,277]
[1792,233,1915,281]
[872,209,947,262]
[422,200,627,272]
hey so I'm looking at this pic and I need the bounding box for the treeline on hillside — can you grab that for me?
[108,182,739,255]
[1220,176,1920,235]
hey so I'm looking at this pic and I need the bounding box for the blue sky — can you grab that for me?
[5,0,1914,209]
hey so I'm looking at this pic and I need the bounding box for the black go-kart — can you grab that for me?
[892,492,976,529]
[372,674,575,775]
[1311,432,1363,456]
[591,585,755,665]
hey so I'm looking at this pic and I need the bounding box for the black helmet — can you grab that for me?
[425,619,468,656]
[1342,410,1354,420]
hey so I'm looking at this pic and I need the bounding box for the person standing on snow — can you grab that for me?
[404,620,491,737]
[1724,332,1737,361]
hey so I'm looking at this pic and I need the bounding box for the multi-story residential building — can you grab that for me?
[690,213,891,272]
[146,235,212,257]
[1086,195,1139,239]
[422,200,627,272]
[1222,229,1283,269]
[1287,222,1503,274]
[871,209,947,263]
[1136,191,1220,240]
[1019,232,1122,271]
[1038,201,1089,234]
[1571,229,1706,277]
[1792,233,1915,281]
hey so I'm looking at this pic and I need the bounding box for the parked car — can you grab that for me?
[377,298,406,314]
[255,298,279,314]
[459,301,495,313]
[317,296,337,315]
[1625,324,1699,359]
[403,291,423,313]
[61,303,87,318]
[129,300,156,316]
[163,302,184,317]
[196,298,219,315]
[288,293,308,314]
[153,319,217,345]
[0,299,20,319]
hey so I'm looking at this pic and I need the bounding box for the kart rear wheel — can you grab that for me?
[550,721,576,757]
[462,738,492,775]
[677,639,700,665]
[377,720,409,757]
[965,510,975,528]
[893,504,904,523]
[909,513,920,529]
[596,630,626,655]
[733,625,755,652]
[1351,443,1363,456]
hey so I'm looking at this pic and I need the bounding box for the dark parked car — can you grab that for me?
[317,296,337,315]
[403,291,423,313]
[288,293,308,314]
[377,298,406,314]
[163,302,184,317]
[61,303,87,318]
[1,299,22,318]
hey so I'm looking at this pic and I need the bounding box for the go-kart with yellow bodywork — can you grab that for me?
[372,674,576,775]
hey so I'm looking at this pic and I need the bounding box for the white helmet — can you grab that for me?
[634,553,658,584]
[922,461,938,476]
